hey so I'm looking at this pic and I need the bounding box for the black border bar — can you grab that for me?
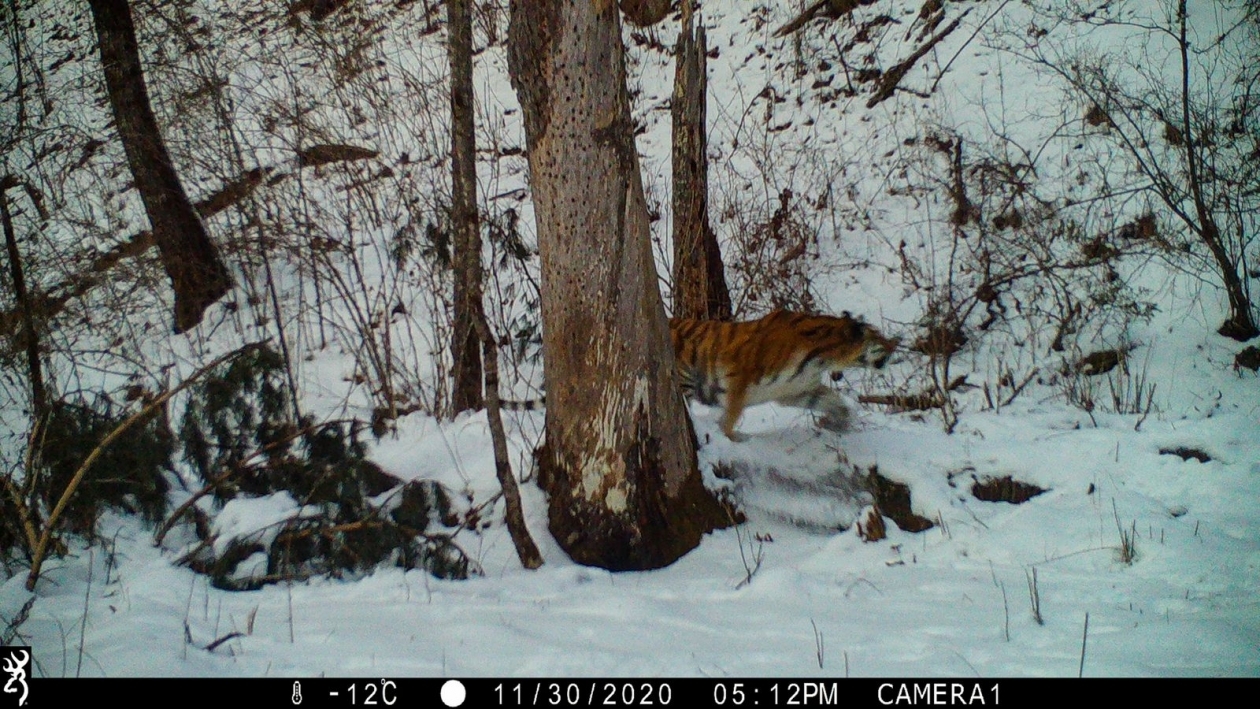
[24,677,1251,707]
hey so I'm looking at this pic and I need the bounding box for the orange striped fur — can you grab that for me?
[670,309,897,441]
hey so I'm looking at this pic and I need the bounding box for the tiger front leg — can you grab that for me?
[778,387,851,433]
[815,389,852,432]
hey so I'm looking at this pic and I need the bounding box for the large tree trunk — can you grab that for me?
[671,3,731,321]
[507,1,729,570]
[88,0,232,333]
[448,0,485,414]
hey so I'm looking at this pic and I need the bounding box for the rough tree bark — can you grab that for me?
[88,0,232,333]
[507,1,729,570]
[448,0,485,414]
[671,2,731,321]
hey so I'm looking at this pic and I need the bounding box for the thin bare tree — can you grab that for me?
[671,1,731,321]
[87,0,232,333]
[448,0,484,414]
[0,178,46,422]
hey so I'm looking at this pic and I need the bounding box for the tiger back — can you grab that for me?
[669,309,896,441]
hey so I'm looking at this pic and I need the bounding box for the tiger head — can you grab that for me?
[854,318,897,369]
[795,310,897,378]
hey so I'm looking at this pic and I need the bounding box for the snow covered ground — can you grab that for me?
[9,307,1258,677]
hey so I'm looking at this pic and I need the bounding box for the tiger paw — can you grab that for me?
[818,411,851,433]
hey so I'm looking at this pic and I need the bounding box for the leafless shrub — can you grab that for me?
[734,523,765,590]
[883,122,1158,429]
[706,50,868,320]
[722,187,821,316]
[1057,342,1156,428]
[1011,1,1259,340]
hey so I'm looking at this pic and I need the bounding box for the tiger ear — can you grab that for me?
[847,319,865,341]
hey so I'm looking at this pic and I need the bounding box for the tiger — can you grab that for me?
[503,309,897,442]
[670,309,897,441]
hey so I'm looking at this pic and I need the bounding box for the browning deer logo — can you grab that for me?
[1,648,28,707]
